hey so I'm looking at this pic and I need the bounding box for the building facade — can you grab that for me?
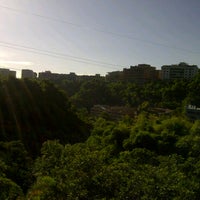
[0,68,16,78]
[38,71,60,80]
[21,69,37,78]
[161,62,198,80]
[186,105,200,120]
[106,71,124,81]
[106,64,159,84]
[124,64,158,84]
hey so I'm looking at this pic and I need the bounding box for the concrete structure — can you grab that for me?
[106,64,159,84]
[90,105,137,120]
[0,68,16,78]
[38,71,105,82]
[38,71,60,80]
[124,64,158,84]
[186,105,200,120]
[106,71,123,81]
[21,69,37,78]
[161,62,198,80]
[76,74,104,81]
[38,71,77,81]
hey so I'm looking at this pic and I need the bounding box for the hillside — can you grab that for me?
[0,74,200,199]
[0,77,89,156]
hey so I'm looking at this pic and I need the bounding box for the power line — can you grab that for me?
[0,5,82,28]
[0,41,125,70]
[0,41,123,67]
[0,4,199,54]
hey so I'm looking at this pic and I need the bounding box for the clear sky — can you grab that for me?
[0,0,200,77]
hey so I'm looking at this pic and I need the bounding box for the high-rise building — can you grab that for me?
[123,64,158,84]
[21,69,37,78]
[38,71,58,80]
[106,64,159,84]
[0,68,16,78]
[106,71,124,81]
[161,62,198,80]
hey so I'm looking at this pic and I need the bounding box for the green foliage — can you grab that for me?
[124,130,157,152]
[65,77,200,111]
[0,141,33,192]
[23,114,200,199]
[1,74,200,198]
[71,80,110,109]
[0,78,90,156]
[187,72,200,106]
[27,176,59,200]
[155,117,191,136]
[37,71,200,113]
[190,120,200,135]
[0,177,24,200]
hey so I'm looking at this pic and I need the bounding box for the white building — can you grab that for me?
[161,62,198,80]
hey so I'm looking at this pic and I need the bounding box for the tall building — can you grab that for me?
[38,71,104,82]
[106,64,159,84]
[38,71,74,80]
[21,69,37,78]
[38,71,59,80]
[123,64,158,84]
[76,74,104,81]
[0,68,16,78]
[106,71,124,81]
[161,62,198,80]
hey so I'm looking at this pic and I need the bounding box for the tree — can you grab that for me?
[0,78,90,156]
[0,141,33,192]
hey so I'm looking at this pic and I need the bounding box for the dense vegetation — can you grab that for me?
[56,72,200,110]
[0,77,89,156]
[0,72,200,199]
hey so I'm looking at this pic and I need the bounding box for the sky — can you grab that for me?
[0,0,200,77]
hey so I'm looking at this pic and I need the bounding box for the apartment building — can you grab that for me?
[161,62,198,80]
[106,64,159,84]
[0,68,16,78]
[21,69,37,78]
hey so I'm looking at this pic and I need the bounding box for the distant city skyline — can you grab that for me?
[1,0,200,78]
[1,62,198,83]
